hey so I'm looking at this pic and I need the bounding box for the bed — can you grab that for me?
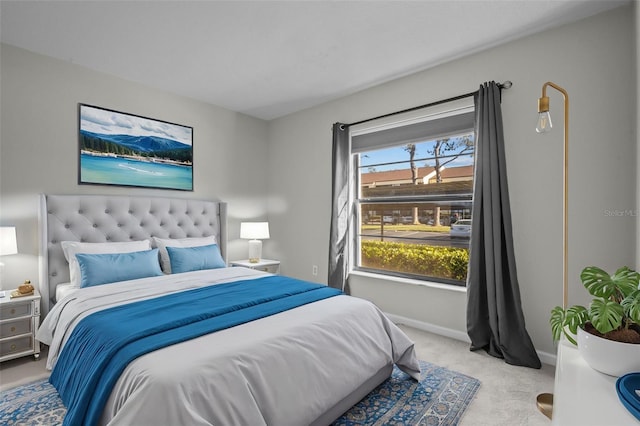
[36,194,420,426]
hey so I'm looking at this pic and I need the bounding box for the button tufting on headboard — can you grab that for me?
[39,194,227,316]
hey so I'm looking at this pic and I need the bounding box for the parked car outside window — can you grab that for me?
[450,219,472,238]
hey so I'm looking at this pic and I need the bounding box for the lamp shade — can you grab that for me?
[0,226,18,255]
[240,222,270,240]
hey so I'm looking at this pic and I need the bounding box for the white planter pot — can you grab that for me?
[577,327,640,377]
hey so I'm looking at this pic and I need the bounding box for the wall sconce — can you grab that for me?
[0,226,18,256]
[240,222,270,263]
[535,81,569,420]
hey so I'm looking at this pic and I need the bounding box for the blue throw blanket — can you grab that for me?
[50,275,342,426]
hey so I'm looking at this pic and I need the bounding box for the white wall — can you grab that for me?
[267,5,637,357]
[0,44,270,290]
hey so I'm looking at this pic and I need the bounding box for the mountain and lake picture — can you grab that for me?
[79,104,193,191]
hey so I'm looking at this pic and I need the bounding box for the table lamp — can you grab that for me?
[240,222,270,263]
[0,227,18,256]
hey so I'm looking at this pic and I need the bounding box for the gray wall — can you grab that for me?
[0,44,269,290]
[267,5,638,358]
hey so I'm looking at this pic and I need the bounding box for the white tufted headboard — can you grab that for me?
[39,194,227,315]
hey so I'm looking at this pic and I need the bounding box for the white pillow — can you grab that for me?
[61,240,152,287]
[152,236,217,274]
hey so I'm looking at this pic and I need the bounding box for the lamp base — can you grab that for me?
[536,393,553,420]
[248,239,262,263]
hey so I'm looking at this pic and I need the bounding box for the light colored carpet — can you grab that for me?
[0,325,555,425]
[0,347,50,392]
[399,324,555,426]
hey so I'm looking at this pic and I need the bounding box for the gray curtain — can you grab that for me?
[467,82,541,368]
[328,123,350,293]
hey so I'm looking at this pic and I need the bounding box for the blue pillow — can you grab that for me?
[166,244,226,274]
[76,249,163,288]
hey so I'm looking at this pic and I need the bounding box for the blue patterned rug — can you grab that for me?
[0,360,479,426]
[333,360,480,426]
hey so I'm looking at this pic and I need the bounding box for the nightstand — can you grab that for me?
[230,259,280,274]
[0,290,41,362]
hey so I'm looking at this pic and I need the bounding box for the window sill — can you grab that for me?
[349,270,467,293]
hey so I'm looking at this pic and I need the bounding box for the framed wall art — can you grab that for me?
[78,104,193,191]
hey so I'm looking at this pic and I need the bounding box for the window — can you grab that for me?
[350,100,475,286]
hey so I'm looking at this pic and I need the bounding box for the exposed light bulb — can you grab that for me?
[536,95,552,133]
[536,111,552,133]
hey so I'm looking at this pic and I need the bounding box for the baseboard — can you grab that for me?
[385,312,557,366]
[384,312,472,343]
[536,349,557,366]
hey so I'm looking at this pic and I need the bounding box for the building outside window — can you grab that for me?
[350,100,475,286]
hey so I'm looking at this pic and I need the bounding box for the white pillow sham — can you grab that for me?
[61,240,152,287]
[152,236,217,274]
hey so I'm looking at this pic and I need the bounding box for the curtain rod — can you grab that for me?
[344,80,512,128]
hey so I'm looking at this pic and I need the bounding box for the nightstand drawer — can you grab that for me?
[0,302,32,320]
[0,335,33,357]
[256,264,279,274]
[0,318,32,338]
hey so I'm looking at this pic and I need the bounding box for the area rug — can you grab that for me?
[0,360,479,426]
[332,360,480,426]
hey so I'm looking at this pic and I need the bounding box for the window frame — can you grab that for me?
[348,99,475,287]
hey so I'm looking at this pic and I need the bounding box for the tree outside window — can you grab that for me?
[355,131,474,286]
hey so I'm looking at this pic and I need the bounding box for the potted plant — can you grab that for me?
[550,266,640,376]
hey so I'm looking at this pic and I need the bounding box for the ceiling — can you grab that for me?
[0,0,629,120]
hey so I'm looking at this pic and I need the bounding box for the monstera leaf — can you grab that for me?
[621,290,640,323]
[550,305,588,345]
[580,266,640,300]
[550,306,566,342]
[551,266,639,345]
[589,299,624,334]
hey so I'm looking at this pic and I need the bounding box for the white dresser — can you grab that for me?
[0,290,41,362]
[552,340,638,425]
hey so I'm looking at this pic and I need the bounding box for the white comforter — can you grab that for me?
[38,268,420,426]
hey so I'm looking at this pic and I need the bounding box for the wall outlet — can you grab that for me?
[312,265,318,276]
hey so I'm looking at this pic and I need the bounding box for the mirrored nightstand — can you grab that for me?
[0,290,41,362]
